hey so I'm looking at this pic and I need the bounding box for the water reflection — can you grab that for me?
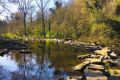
[0,55,18,80]
[0,41,89,80]
[0,53,56,80]
[0,55,18,72]
[0,41,56,80]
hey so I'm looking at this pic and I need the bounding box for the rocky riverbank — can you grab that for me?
[8,36,120,52]
[72,47,120,80]
[0,37,32,56]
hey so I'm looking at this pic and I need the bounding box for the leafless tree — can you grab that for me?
[10,0,34,36]
[36,0,51,37]
[0,0,8,14]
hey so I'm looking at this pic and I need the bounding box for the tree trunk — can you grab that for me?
[30,13,33,28]
[48,18,51,38]
[41,12,45,37]
[23,13,27,36]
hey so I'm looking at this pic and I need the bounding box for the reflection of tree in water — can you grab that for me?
[0,66,12,80]
[0,55,18,80]
[12,41,55,80]
[12,57,55,80]
[0,41,68,80]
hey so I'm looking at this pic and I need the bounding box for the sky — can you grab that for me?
[0,0,69,20]
[0,3,17,20]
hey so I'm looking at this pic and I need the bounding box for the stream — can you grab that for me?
[0,40,91,80]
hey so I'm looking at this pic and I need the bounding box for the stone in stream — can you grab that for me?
[84,69,107,80]
[110,61,120,67]
[85,58,102,64]
[78,54,103,60]
[67,76,82,80]
[109,52,117,59]
[74,46,120,80]
[84,65,107,80]
[94,47,110,56]
[73,61,90,71]
[73,58,102,71]
[19,50,32,54]
[103,59,114,64]
[108,69,120,80]
[64,40,72,44]
[87,64,105,70]
[77,54,91,59]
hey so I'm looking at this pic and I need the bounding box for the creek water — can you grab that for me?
[0,40,90,80]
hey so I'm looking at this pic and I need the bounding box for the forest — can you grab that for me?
[0,0,119,45]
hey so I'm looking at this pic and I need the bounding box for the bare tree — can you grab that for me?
[10,0,34,36]
[0,0,9,14]
[0,0,17,15]
[36,0,51,37]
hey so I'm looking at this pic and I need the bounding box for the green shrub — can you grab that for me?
[1,33,18,38]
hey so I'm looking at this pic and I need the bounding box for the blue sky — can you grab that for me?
[0,0,69,20]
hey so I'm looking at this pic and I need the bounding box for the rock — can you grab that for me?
[77,54,91,59]
[73,61,90,71]
[110,52,117,59]
[19,50,32,54]
[85,58,102,64]
[103,59,114,64]
[87,64,104,71]
[86,45,102,52]
[67,76,82,80]
[73,57,103,71]
[90,54,102,59]
[78,54,103,60]
[84,68,107,80]
[64,40,72,44]
[74,45,120,80]
[110,76,120,80]
[108,69,120,77]
[114,61,120,67]
[94,47,110,56]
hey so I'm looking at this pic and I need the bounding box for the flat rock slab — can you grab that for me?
[84,69,107,80]
[103,59,114,64]
[87,64,104,70]
[85,58,102,63]
[67,76,82,80]
[94,47,110,56]
[77,54,91,59]
[109,69,120,76]
[73,58,102,71]
[73,61,90,71]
